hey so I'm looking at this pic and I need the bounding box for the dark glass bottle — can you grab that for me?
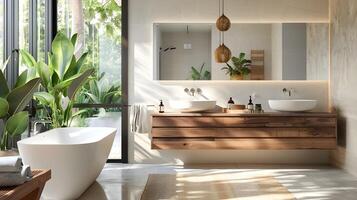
[159,100,165,113]
[247,96,254,111]
[227,97,235,109]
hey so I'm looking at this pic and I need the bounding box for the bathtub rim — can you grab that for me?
[17,127,117,146]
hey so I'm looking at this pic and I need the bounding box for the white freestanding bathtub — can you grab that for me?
[17,127,116,200]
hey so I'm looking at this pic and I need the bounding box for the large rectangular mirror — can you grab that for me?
[153,23,329,81]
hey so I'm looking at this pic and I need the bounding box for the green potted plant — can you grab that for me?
[71,72,122,128]
[81,73,122,105]
[20,32,94,128]
[189,63,211,80]
[221,53,251,80]
[0,59,41,151]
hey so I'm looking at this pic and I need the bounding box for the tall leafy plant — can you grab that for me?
[20,32,94,128]
[82,73,121,105]
[0,59,41,150]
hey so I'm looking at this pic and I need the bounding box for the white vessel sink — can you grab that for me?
[268,99,317,112]
[169,100,216,112]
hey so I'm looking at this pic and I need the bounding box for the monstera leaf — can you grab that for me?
[5,111,29,136]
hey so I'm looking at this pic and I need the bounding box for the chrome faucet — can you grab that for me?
[282,88,293,97]
[32,119,52,135]
[184,88,202,96]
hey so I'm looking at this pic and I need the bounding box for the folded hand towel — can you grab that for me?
[21,165,33,180]
[130,104,151,134]
[0,165,32,187]
[0,156,22,172]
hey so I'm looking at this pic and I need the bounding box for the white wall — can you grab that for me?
[129,0,330,164]
[211,24,272,80]
[330,0,357,176]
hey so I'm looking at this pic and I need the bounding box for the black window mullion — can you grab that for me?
[120,0,129,164]
[45,0,56,62]
[4,0,19,88]
[29,0,37,59]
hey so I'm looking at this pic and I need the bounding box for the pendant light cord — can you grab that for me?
[218,0,222,45]
[222,0,224,15]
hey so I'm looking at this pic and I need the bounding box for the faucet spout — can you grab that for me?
[282,88,293,97]
[32,120,52,135]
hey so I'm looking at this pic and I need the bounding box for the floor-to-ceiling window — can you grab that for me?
[0,0,4,63]
[19,0,30,73]
[57,0,127,162]
[1,0,128,162]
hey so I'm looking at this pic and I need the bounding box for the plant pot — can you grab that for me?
[230,74,244,80]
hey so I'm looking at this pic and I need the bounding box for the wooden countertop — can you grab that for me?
[0,169,51,200]
[152,112,336,117]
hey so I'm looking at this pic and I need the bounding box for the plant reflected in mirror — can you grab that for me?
[189,63,211,80]
[221,53,251,80]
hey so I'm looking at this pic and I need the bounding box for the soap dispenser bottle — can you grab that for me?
[247,96,254,112]
[227,97,235,110]
[159,100,165,113]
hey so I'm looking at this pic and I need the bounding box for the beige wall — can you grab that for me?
[307,23,329,80]
[330,0,357,176]
[129,0,330,164]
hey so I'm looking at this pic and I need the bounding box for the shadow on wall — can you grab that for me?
[131,133,183,164]
[335,107,347,147]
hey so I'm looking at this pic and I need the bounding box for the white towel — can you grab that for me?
[0,165,32,187]
[0,156,22,172]
[130,104,151,134]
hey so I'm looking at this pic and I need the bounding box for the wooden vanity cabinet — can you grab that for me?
[151,113,337,150]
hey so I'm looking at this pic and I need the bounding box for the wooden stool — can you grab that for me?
[0,169,51,200]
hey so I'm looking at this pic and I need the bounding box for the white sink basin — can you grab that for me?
[169,100,216,112]
[268,99,317,112]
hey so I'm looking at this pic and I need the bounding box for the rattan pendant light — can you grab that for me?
[215,0,231,63]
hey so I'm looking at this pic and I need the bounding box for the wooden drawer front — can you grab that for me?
[152,127,336,138]
[152,138,216,149]
[152,138,337,150]
[152,128,216,137]
[152,116,336,128]
[276,128,336,137]
[214,138,336,150]
[152,117,245,127]
[265,117,336,127]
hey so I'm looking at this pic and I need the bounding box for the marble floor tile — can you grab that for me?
[78,164,357,200]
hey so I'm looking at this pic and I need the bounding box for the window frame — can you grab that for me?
[2,0,128,163]
[57,0,129,163]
